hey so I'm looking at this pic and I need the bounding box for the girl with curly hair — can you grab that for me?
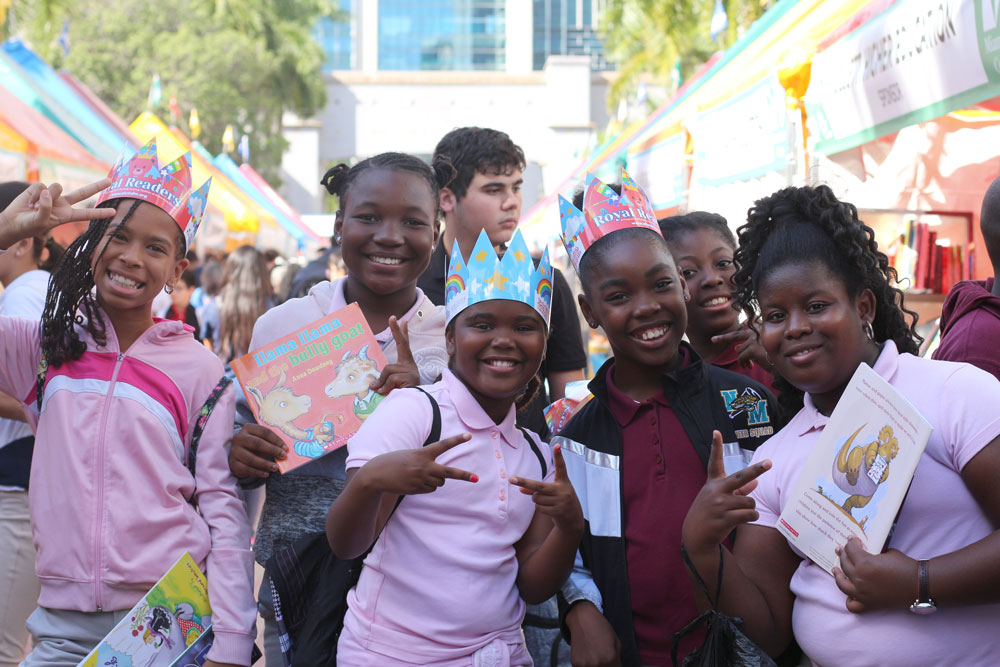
[681,185,1000,666]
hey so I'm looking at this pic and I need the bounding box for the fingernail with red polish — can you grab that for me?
[470,474,479,483]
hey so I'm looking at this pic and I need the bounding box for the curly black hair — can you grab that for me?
[733,185,921,412]
[321,152,456,222]
[659,210,736,250]
[433,127,525,201]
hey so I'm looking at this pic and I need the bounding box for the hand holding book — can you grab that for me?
[832,535,917,613]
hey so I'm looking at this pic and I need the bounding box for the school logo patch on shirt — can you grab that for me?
[721,387,773,439]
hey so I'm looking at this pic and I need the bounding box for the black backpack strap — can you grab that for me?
[517,425,548,479]
[187,375,233,502]
[412,387,441,447]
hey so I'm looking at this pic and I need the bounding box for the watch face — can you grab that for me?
[910,601,937,615]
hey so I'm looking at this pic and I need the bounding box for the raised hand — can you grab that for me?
[833,536,915,613]
[229,423,288,479]
[362,432,478,495]
[370,316,421,395]
[711,327,773,371]
[0,179,113,249]
[681,430,772,556]
[510,444,584,536]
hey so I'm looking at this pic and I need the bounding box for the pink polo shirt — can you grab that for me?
[341,370,554,664]
[750,341,1000,667]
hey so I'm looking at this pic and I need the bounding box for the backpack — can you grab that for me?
[266,387,547,666]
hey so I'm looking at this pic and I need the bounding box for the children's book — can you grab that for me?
[231,302,387,473]
[79,553,211,667]
[775,363,932,575]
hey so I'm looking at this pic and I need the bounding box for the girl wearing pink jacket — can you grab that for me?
[0,142,256,667]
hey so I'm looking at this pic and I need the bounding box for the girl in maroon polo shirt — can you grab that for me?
[660,211,775,391]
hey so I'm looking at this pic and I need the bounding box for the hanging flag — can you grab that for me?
[238,133,250,163]
[222,124,235,153]
[710,0,729,41]
[189,108,201,139]
[169,95,181,125]
[58,20,70,58]
[147,73,162,110]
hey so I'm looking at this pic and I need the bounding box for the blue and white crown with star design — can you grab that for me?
[445,229,552,327]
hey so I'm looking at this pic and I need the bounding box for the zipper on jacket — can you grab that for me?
[93,351,125,611]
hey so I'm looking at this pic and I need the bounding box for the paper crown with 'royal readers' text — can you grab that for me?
[445,229,552,327]
[559,169,662,274]
[96,138,211,251]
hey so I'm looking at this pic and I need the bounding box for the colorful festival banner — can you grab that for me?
[626,132,687,210]
[690,76,790,187]
[807,0,1000,155]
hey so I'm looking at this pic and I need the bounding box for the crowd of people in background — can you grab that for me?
[0,125,998,667]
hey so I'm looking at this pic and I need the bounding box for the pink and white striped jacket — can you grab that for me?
[0,311,256,665]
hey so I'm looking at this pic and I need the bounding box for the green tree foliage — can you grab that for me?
[602,0,770,110]
[3,0,338,184]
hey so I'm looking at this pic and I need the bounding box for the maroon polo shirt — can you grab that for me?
[713,339,775,394]
[606,356,707,666]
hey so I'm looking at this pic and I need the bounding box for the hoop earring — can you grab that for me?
[863,320,875,341]
[164,284,175,295]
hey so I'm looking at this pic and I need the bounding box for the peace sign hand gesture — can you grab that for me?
[362,432,478,495]
[681,430,772,557]
[371,315,422,395]
[0,179,114,249]
[510,444,584,536]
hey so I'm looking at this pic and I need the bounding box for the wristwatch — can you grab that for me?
[909,559,936,615]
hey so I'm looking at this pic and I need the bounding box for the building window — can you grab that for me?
[379,0,506,71]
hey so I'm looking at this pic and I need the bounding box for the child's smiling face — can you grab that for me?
[447,300,546,412]
[757,260,876,413]
[669,227,739,338]
[579,235,689,371]
[335,168,439,299]
[91,200,187,320]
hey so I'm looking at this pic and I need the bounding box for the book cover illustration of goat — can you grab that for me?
[232,302,388,474]
[79,552,211,667]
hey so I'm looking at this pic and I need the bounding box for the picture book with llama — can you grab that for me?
[231,302,387,473]
[79,553,211,667]
[776,363,932,575]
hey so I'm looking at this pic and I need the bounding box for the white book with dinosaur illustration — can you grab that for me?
[776,363,932,575]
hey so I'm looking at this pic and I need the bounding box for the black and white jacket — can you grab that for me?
[556,344,781,666]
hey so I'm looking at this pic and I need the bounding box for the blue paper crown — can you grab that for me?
[445,229,552,326]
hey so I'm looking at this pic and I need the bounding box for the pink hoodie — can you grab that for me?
[933,278,1000,383]
[0,311,256,664]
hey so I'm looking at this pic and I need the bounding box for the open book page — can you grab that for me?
[231,302,387,473]
[776,363,932,575]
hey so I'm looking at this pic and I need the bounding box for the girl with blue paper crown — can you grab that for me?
[553,171,779,666]
[326,229,584,665]
[0,140,256,667]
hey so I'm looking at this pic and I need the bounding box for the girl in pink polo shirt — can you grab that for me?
[682,185,1000,666]
[326,230,583,666]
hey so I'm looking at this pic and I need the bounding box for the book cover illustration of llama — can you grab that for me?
[232,302,387,473]
[776,363,932,576]
[79,552,211,667]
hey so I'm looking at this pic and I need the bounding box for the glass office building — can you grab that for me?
[379,0,506,71]
[316,0,609,73]
[533,0,611,71]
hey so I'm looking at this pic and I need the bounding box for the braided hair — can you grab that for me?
[40,200,184,367]
[320,152,457,222]
[733,185,921,412]
[659,210,736,249]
